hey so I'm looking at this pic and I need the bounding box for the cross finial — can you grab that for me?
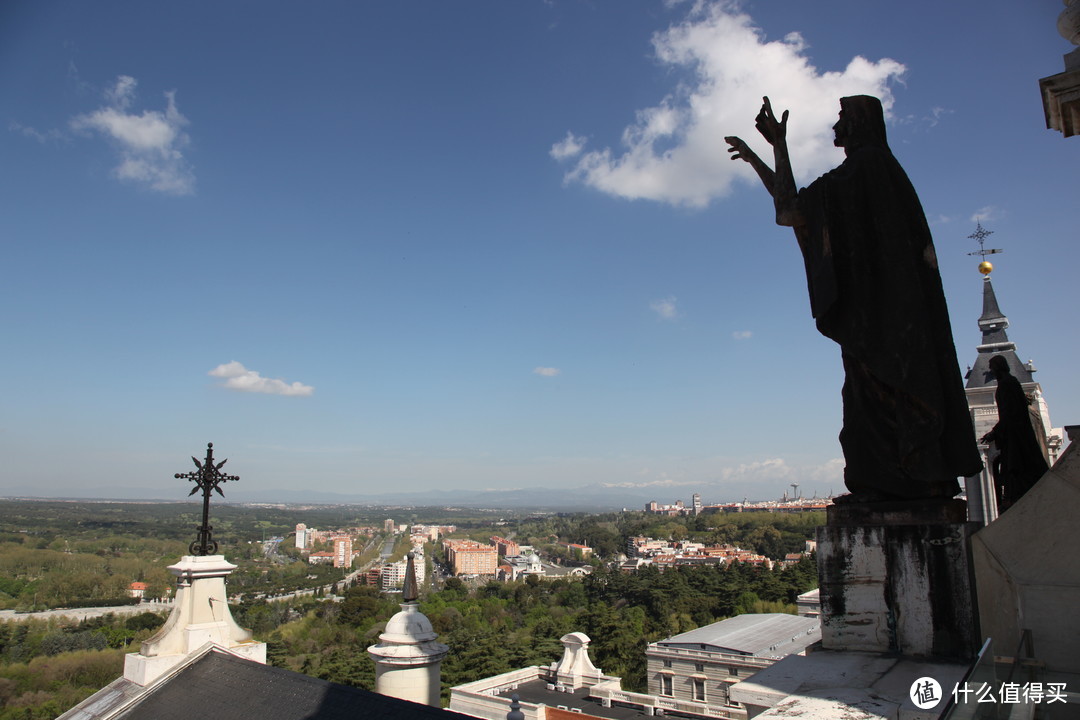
[174,442,239,555]
[966,222,1004,275]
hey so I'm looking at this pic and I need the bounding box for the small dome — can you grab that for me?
[979,260,993,275]
[380,603,438,644]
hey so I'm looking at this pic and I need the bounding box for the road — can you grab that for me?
[10,534,404,616]
[0,601,174,623]
[252,534,397,604]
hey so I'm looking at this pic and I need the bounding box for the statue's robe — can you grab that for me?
[795,144,982,500]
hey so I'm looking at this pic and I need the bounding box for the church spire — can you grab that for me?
[977,276,1008,339]
[971,275,1019,359]
[965,227,1033,389]
[402,551,419,602]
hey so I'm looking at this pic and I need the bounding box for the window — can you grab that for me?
[695,663,705,673]
[729,667,739,677]
[662,659,672,668]
[661,675,673,696]
[693,678,706,702]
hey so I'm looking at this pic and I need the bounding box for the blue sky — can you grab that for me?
[2,0,1076,503]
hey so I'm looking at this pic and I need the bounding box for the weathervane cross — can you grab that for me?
[174,442,239,556]
[966,222,1003,259]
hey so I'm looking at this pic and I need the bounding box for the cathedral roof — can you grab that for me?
[106,648,470,720]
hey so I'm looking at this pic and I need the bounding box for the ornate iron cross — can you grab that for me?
[966,222,1003,259]
[174,442,239,555]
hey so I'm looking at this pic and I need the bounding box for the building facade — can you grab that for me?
[332,536,353,569]
[444,539,498,576]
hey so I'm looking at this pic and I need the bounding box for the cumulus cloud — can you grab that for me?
[70,75,195,195]
[209,361,314,397]
[650,296,679,320]
[555,1,906,206]
[533,366,561,377]
[732,330,752,339]
[550,131,586,160]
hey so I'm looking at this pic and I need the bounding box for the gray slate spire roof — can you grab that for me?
[965,276,1035,389]
[402,552,419,602]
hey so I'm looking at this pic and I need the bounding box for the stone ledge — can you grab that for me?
[730,650,970,720]
[826,498,967,527]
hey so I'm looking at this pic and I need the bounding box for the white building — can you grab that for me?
[381,550,427,591]
[646,614,821,710]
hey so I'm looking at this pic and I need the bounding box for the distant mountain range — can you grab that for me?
[2,480,812,511]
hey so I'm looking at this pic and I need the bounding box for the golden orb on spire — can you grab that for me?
[978,260,994,275]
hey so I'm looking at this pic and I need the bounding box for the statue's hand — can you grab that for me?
[725,136,755,163]
[754,96,789,146]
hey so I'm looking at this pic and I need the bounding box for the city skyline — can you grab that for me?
[2,1,1076,503]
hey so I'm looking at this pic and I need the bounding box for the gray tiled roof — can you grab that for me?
[499,678,654,719]
[114,650,472,720]
[656,613,820,657]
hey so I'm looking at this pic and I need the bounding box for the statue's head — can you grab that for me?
[988,354,1010,378]
[834,95,888,151]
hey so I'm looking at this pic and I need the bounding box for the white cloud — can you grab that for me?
[9,121,65,144]
[550,131,586,160]
[533,366,561,377]
[808,458,844,486]
[650,296,679,320]
[717,457,794,482]
[556,1,906,206]
[209,361,314,397]
[70,75,195,195]
[927,106,953,128]
[602,477,700,489]
[602,455,846,496]
[970,206,1000,224]
[732,330,752,339]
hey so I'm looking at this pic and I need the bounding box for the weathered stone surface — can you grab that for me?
[818,518,980,659]
[972,439,1080,674]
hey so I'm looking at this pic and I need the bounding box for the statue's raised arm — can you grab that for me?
[725,97,801,226]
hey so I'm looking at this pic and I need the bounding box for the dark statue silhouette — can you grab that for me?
[725,96,982,503]
[980,355,1049,508]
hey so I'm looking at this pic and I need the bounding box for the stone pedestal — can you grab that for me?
[124,555,266,686]
[817,499,981,660]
